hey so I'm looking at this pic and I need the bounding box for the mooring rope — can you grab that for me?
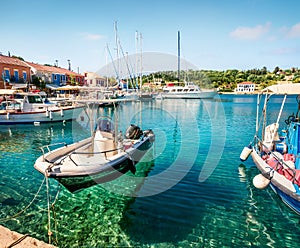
[45,175,61,246]
[0,176,62,246]
[46,176,52,244]
[0,177,46,222]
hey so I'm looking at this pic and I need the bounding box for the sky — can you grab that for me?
[2,0,300,75]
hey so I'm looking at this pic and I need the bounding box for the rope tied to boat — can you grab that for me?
[45,174,60,246]
[0,177,46,222]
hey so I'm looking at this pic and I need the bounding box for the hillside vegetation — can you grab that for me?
[141,67,300,92]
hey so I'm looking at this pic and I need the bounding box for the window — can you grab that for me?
[14,70,19,81]
[28,95,43,104]
[4,69,10,81]
[23,71,27,81]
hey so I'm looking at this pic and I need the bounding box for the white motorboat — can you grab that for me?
[157,82,217,99]
[0,90,84,124]
[34,113,155,193]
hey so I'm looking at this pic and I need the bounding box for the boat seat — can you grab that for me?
[44,138,92,163]
[93,138,116,158]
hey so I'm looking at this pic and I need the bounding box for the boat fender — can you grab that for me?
[46,109,49,117]
[60,109,64,117]
[49,111,53,120]
[240,145,252,161]
[253,174,270,189]
[6,112,10,120]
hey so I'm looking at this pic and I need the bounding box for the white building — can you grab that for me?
[84,72,107,87]
[236,82,255,93]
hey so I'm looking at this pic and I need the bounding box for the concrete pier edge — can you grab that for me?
[0,225,57,248]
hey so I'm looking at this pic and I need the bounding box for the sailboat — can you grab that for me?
[156,31,218,100]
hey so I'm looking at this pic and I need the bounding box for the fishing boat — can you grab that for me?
[240,83,300,215]
[0,90,84,124]
[34,101,155,193]
[157,81,217,99]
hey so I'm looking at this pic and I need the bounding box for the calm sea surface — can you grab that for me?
[1,94,300,247]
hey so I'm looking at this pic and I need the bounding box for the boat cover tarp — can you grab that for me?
[262,83,300,94]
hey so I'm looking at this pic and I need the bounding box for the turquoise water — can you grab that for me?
[1,95,300,247]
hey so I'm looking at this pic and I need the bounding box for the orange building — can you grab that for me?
[0,55,31,88]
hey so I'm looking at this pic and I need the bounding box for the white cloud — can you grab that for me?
[81,33,104,41]
[287,23,300,38]
[230,22,271,40]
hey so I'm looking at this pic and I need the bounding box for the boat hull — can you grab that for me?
[251,149,300,214]
[34,134,154,193]
[270,183,300,215]
[0,106,84,124]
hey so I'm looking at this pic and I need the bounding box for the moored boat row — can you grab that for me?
[0,89,84,124]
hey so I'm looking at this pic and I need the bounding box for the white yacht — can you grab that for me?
[157,82,217,99]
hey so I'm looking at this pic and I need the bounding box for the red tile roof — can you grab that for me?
[0,55,30,68]
[238,81,255,85]
[26,62,83,77]
[26,62,53,73]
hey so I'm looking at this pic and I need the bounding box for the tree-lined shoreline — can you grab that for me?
[141,67,299,92]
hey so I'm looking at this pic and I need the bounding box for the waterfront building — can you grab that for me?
[26,62,85,88]
[236,81,256,93]
[84,72,107,87]
[0,54,31,89]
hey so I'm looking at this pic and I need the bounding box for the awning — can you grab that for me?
[46,84,60,90]
[56,85,82,91]
[0,89,19,95]
[10,83,28,89]
[262,83,300,95]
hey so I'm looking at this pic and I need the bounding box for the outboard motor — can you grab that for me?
[125,124,143,139]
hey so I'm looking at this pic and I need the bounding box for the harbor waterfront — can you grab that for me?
[1,95,300,247]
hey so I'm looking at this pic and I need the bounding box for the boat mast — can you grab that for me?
[135,31,139,90]
[140,32,143,94]
[177,31,180,82]
[114,21,120,87]
[105,46,109,88]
